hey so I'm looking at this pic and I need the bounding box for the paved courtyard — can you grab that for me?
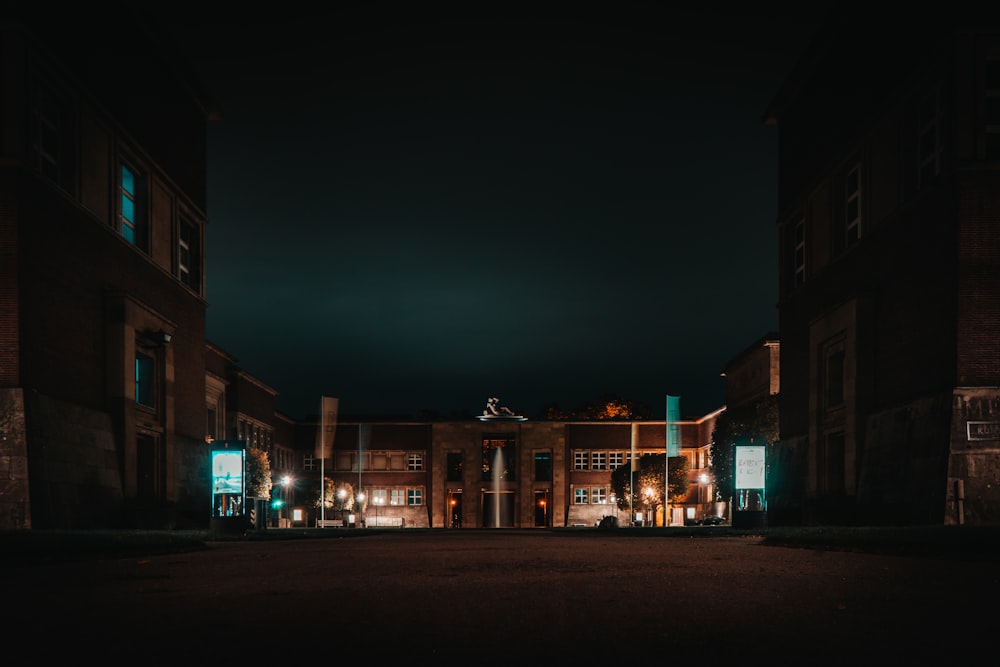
[3,529,995,661]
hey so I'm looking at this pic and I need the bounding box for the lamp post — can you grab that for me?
[281,475,292,525]
[540,498,547,527]
[609,493,617,524]
[643,487,654,527]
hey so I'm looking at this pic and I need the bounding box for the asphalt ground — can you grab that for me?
[2,525,997,662]
[2,523,999,565]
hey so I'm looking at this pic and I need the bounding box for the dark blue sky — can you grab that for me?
[159,8,830,420]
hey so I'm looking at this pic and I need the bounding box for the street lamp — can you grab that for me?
[539,498,547,526]
[643,487,655,526]
[609,493,617,523]
[281,476,292,524]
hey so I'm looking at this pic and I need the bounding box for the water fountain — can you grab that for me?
[493,446,503,528]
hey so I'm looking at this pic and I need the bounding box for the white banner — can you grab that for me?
[315,396,339,459]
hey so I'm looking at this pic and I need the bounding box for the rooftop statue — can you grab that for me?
[479,396,527,421]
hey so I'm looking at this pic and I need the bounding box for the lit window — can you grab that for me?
[390,489,405,506]
[119,162,147,250]
[592,487,607,504]
[135,352,154,407]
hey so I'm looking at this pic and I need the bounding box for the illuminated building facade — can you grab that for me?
[286,413,722,529]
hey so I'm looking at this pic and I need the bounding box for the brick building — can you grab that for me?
[0,6,216,528]
[766,16,1000,525]
[278,404,722,530]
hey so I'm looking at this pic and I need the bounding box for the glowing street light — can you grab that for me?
[643,487,655,527]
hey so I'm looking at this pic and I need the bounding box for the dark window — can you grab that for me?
[919,88,944,185]
[986,60,1000,160]
[446,452,463,481]
[179,215,201,293]
[826,349,845,409]
[793,219,806,287]
[30,80,75,191]
[534,452,552,481]
[845,164,861,246]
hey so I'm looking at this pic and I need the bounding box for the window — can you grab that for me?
[823,341,846,410]
[303,453,316,472]
[372,488,387,506]
[591,451,606,470]
[178,216,201,293]
[845,163,861,246]
[119,162,148,251]
[985,60,1000,160]
[534,452,552,481]
[135,352,154,407]
[793,218,806,287]
[407,453,423,471]
[918,88,943,184]
[446,452,463,481]
[592,487,607,504]
[391,489,405,506]
[574,487,589,504]
[30,80,74,191]
[574,451,588,470]
[609,451,624,470]
[482,436,515,480]
[406,488,423,506]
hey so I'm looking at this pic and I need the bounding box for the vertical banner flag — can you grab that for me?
[666,395,680,456]
[315,396,339,459]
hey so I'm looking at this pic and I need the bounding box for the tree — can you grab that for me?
[309,479,358,516]
[540,395,653,420]
[610,453,689,524]
[245,448,272,500]
[709,394,779,505]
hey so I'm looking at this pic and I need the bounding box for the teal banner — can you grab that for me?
[666,395,680,456]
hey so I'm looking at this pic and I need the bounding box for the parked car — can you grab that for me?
[698,515,726,525]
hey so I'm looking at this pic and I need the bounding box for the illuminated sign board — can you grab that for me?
[211,445,245,517]
[735,445,765,490]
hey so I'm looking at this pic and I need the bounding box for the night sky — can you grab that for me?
[156,7,831,421]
